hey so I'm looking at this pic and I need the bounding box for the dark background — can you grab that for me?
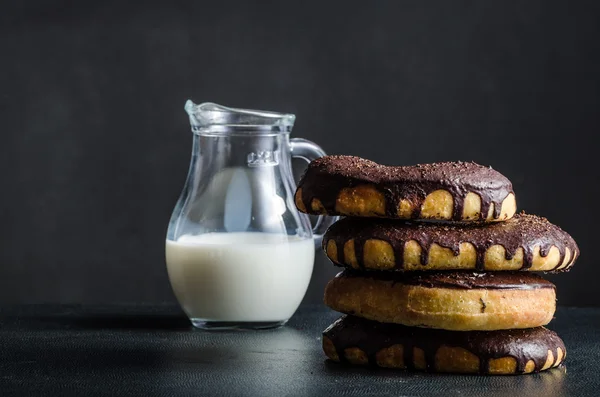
[1,1,598,306]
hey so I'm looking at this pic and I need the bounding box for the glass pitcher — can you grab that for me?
[166,101,335,330]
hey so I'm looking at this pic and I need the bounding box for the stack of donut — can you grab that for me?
[295,155,579,375]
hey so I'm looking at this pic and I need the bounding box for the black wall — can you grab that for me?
[1,1,598,306]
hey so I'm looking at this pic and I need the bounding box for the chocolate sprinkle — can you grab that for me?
[297,155,514,221]
[334,269,556,290]
[324,213,579,272]
[324,315,565,374]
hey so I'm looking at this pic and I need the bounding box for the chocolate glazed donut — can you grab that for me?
[323,270,557,331]
[295,156,516,222]
[323,213,579,272]
[323,316,566,374]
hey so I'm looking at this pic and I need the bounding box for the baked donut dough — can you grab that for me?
[295,155,516,222]
[324,270,556,331]
[323,213,579,272]
[323,315,566,375]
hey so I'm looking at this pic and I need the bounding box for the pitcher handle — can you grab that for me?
[290,138,339,249]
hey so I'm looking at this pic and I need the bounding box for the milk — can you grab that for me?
[166,232,314,324]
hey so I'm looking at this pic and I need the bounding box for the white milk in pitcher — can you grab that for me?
[166,232,314,324]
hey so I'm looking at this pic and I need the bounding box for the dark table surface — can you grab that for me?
[0,305,598,396]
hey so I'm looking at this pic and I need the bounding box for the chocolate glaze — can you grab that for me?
[324,315,565,374]
[297,155,514,221]
[324,213,579,272]
[335,269,556,290]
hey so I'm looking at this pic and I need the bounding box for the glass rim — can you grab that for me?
[186,100,295,135]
